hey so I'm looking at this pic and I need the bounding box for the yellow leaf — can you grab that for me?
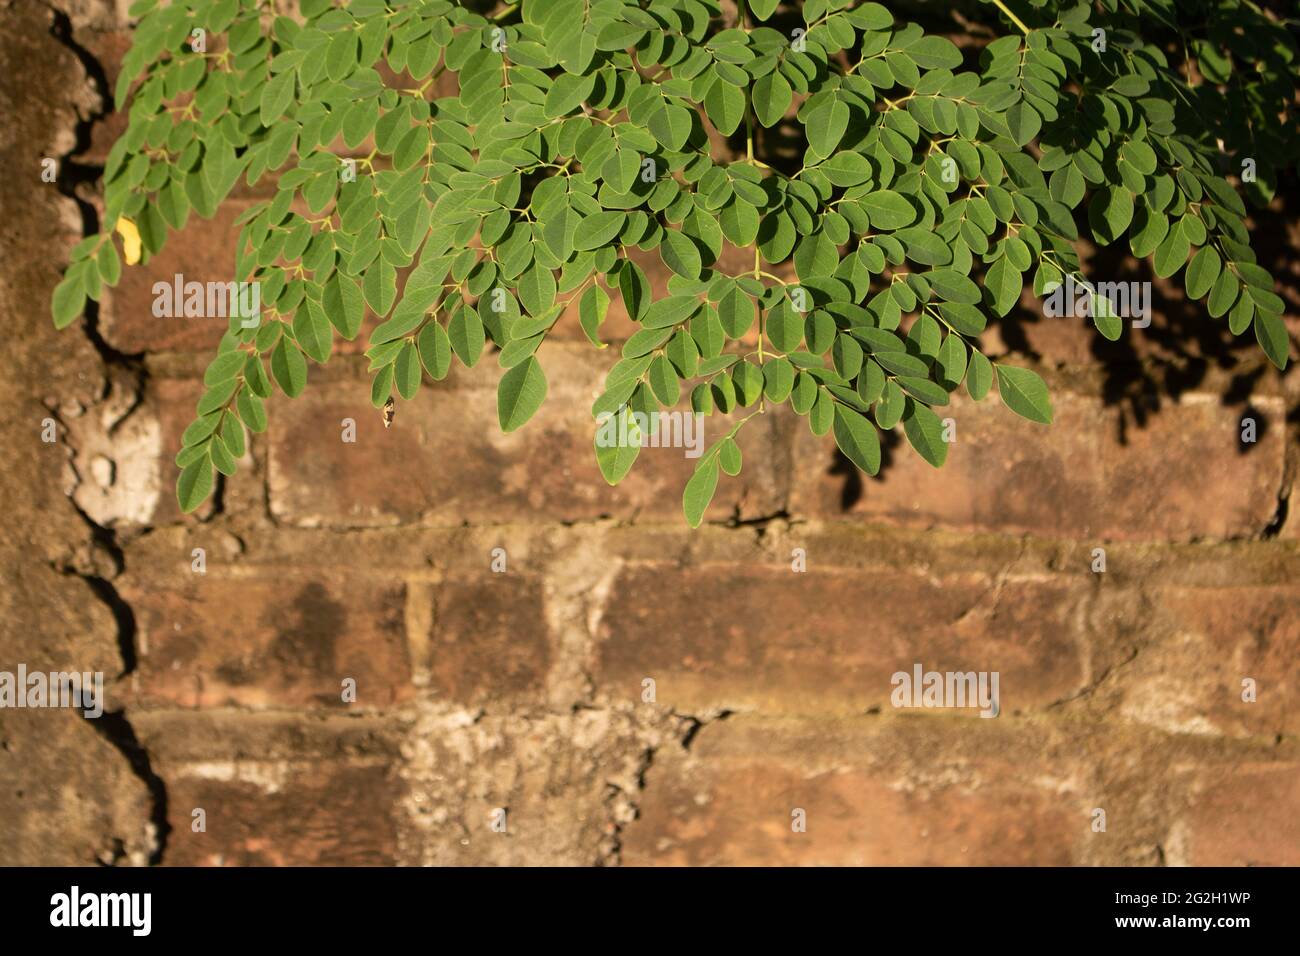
[115,217,142,265]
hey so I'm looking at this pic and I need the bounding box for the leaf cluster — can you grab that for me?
[51,0,1296,522]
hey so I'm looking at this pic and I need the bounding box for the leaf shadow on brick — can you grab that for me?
[827,427,902,511]
[211,582,345,701]
[992,179,1298,452]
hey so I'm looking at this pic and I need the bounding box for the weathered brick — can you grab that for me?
[790,385,1285,541]
[122,571,412,710]
[594,562,1085,715]
[134,711,406,865]
[1111,584,1300,738]
[79,26,132,168]
[266,346,786,526]
[623,718,1082,865]
[1181,761,1300,866]
[420,575,552,706]
[163,758,404,865]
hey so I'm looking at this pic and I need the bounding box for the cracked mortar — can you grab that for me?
[0,0,166,865]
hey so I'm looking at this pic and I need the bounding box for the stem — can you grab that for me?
[989,0,1030,34]
[492,2,520,22]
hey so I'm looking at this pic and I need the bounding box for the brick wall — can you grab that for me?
[3,0,1298,867]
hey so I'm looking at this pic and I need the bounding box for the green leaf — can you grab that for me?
[967,349,993,400]
[806,98,850,157]
[660,230,702,278]
[363,257,398,316]
[204,350,245,387]
[595,407,640,484]
[682,455,719,528]
[395,340,422,399]
[861,190,916,230]
[1129,205,1169,258]
[936,334,968,389]
[449,306,485,367]
[518,264,558,316]
[718,287,755,338]
[293,301,332,364]
[236,391,268,433]
[648,354,681,405]
[1005,102,1041,147]
[985,257,1022,316]
[896,227,952,266]
[821,151,874,187]
[648,103,692,151]
[705,77,746,136]
[641,295,698,330]
[753,71,792,128]
[791,371,817,414]
[97,242,121,285]
[543,204,580,261]
[497,356,548,432]
[1153,222,1190,279]
[939,302,988,336]
[764,357,795,402]
[417,321,453,380]
[1254,312,1289,369]
[719,438,742,476]
[259,71,295,126]
[1228,294,1254,336]
[370,362,394,408]
[995,364,1052,424]
[51,274,86,329]
[579,283,610,347]
[393,125,430,171]
[322,273,365,340]
[731,360,764,406]
[1089,186,1134,245]
[903,400,948,467]
[326,29,358,82]
[1184,246,1222,300]
[832,404,881,475]
[176,456,214,513]
[1207,268,1239,319]
[271,338,308,397]
[574,211,626,252]
[544,72,596,118]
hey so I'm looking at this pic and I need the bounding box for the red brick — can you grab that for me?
[266,346,786,526]
[1112,584,1300,737]
[1183,761,1300,866]
[422,576,552,706]
[790,386,1285,542]
[623,719,1080,865]
[80,27,132,168]
[122,571,413,710]
[593,563,1085,715]
[163,758,403,866]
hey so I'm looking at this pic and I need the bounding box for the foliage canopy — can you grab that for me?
[51,0,1297,524]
